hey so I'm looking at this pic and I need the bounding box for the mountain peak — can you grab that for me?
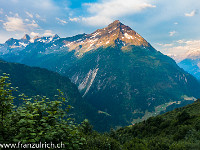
[22,34,31,41]
[109,20,122,26]
[106,20,131,31]
[52,34,60,40]
[113,20,121,23]
[88,20,149,47]
[62,21,150,55]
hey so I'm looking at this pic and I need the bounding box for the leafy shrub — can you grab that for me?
[84,133,121,150]
[123,138,148,150]
[0,74,85,149]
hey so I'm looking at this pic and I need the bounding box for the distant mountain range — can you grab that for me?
[177,50,200,80]
[1,20,200,131]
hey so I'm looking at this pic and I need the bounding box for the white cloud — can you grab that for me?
[36,14,46,22]
[0,8,3,14]
[82,0,156,26]
[184,40,200,46]
[185,10,197,17]
[32,0,58,10]
[82,16,112,26]
[174,22,178,25]
[3,15,39,32]
[56,17,67,25]
[156,43,173,47]
[169,31,176,36]
[15,13,19,17]
[28,20,39,28]
[25,11,33,18]
[3,16,27,32]
[177,40,185,44]
[43,30,54,36]
[30,32,39,37]
[170,40,200,61]
[36,14,40,19]
[69,17,80,22]
[156,40,200,62]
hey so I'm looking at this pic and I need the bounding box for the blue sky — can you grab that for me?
[0,0,200,58]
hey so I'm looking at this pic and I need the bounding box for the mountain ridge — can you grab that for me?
[0,20,150,57]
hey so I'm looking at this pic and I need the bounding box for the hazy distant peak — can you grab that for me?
[33,36,40,40]
[21,34,31,41]
[53,34,59,38]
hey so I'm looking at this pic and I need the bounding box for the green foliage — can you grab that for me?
[11,93,86,149]
[83,132,121,150]
[79,119,93,135]
[147,138,170,150]
[173,125,192,141]
[78,120,121,150]
[176,110,191,124]
[0,75,85,149]
[0,73,16,142]
[123,138,148,150]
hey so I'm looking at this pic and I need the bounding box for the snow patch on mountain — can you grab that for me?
[32,35,60,43]
[124,33,134,40]
[19,42,28,47]
[30,38,34,43]
[91,32,100,38]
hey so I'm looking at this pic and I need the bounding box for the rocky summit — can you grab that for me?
[62,20,150,56]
